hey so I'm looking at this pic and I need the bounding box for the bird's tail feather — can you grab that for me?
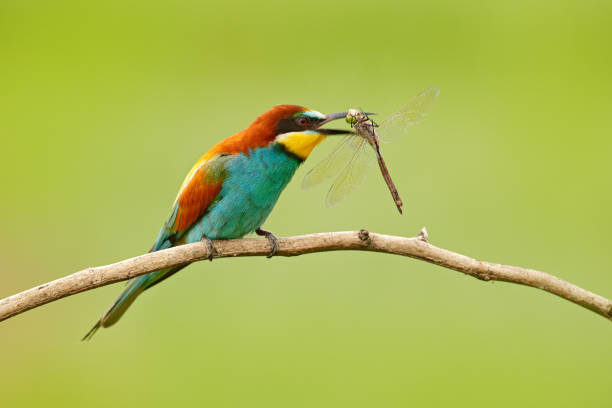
[82,264,188,341]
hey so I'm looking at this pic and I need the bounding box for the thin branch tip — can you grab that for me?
[417,227,429,243]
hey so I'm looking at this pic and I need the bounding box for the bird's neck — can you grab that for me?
[275,131,326,161]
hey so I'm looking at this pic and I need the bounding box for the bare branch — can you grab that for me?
[1,229,611,323]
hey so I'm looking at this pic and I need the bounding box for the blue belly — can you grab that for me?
[183,144,300,242]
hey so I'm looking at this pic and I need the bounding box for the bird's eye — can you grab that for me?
[297,117,308,126]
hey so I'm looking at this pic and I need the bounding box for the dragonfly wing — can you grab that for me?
[326,137,374,207]
[302,135,360,190]
[380,86,440,142]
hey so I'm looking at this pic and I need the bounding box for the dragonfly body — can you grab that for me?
[347,109,403,213]
[303,87,440,213]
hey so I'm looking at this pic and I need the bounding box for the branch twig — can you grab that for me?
[1,229,611,323]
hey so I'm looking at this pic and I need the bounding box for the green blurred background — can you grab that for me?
[2,0,611,406]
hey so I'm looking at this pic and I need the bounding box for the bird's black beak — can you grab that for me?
[318,111,376,126]
[320,111,349,125]
[316,111,375,135]
[314,112,351,135]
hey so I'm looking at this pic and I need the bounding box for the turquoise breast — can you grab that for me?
[183,144,301,242]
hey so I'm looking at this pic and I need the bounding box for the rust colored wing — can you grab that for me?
[151,154,230,251]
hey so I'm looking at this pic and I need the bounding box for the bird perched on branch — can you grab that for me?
[83,105,351,340]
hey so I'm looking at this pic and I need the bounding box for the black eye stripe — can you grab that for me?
[275,118,302,134]
[274,114,323,135]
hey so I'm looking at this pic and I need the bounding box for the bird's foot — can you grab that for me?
[201,235,216,261]
[255,228,279,258]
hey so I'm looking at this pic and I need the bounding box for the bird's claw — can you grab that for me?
[201,235,216,261]
[256,228,278,258]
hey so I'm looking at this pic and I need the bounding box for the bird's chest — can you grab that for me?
[224,146,300,206]
[192,145,301,239]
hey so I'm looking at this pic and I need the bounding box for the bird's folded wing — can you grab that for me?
[151,154,231,251]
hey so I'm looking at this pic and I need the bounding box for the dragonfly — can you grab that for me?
[302,87,440,214]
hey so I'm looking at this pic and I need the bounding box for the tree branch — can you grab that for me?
[1,229,611,323]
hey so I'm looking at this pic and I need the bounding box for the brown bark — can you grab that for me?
[1,229,611,323]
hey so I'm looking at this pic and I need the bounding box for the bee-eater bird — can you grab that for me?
[83,105,351,340]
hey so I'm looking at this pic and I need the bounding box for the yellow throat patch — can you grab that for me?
[277,131,326,160]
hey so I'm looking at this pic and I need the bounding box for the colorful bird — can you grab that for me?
[83,105,351,340]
